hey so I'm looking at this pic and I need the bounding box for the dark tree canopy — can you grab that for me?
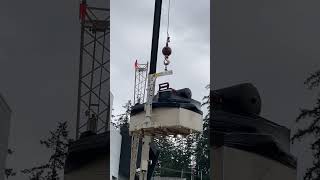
[21,121,70,180]
[292,71,320,180]
[112,100,132,129]
[154,85,210,180]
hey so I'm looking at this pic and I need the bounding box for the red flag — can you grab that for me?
[134,60,138,69]
[79,3,87,21]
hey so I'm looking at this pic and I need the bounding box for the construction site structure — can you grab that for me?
[211,84,297,180]
[64,0,110,180]
[134,60,148,105]
[75,0,110,139]
[129,1,203,180]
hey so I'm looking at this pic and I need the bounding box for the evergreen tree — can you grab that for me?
[112,100,132,129]
[154,135,194,179]
[154,136,177,177]
[155,85,210,179]
[194,85,210,179]
[292,70,320,180]
[22,121,70,180]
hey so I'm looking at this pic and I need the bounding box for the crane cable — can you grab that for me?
[163,0,172,70]
[166,0,171,38]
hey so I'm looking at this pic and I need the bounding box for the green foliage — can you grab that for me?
[154,85,210,180]
[153,135,193,179]
[292,71,320,180]
[21,121,70,180]
[194,85,210,179]
[112,100,132,129]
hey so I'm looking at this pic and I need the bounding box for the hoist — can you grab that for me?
[129,1,203,180]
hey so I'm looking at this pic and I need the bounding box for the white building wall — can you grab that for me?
[109,92,122,180]
[110,124,122,180]
[0,94,11,180]
[110,93,114,125]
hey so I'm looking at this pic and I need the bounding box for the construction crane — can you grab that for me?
[129,1,171,180]
[129,1,203,180]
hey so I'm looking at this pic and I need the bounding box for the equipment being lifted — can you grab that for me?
[130,86,203,136]
[128,0,203,180]
[128,0,203,137]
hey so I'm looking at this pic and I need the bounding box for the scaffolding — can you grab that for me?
[134,60,148,105]
[75,0,110,139]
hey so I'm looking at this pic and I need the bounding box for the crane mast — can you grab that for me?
[129,1,202,180]
[130,1,173,180]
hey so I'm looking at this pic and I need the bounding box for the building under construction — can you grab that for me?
[64,0,110,179]
[125,1,203,180]
[63,0,205,180]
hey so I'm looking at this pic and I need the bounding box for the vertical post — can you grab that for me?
[145,0,163,120]
[149,0,163,75]
[87,32,98,129]
[140,136,152,180]
[76,0,87,140]
[130,134,140,180]
[134,61,137,104]
[136,1,163,180]
[181,169,183,178]
[143,62,149,102]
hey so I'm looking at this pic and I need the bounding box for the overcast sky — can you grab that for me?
[2,0,316,179]
[0,0,208,179]
[110,0,210,117]
[212,0,320,179]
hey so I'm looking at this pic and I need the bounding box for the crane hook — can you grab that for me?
[162,36,172,71]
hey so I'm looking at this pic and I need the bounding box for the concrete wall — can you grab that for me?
[110,124,121,180]
[118,174,129,180]
[213,146,297,180]
[130,107,203,135]
[0,94,11,180]
[64,155,109,180]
